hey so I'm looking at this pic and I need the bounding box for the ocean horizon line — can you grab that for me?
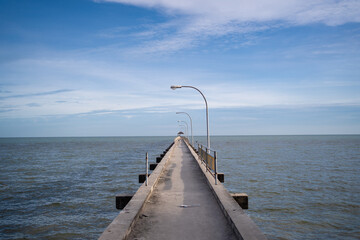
[1,133,359,139]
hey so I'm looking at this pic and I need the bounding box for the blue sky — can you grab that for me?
[0,0,359,137]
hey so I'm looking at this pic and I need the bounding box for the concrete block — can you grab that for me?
[156,157,162,163]
[138,173,150,183]
[160,153,165,158]
[166,143,173,150]
[150,163,158,170]
[116,194,133,210]
[231,193,248,209]
[217,173,225,183]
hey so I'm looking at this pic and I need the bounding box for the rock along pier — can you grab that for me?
[99,137,267,240]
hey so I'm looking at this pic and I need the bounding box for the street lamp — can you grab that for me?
[171,85,210,149]
[176,112,193,147]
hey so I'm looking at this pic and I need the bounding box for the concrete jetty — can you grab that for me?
[100,137,267,240]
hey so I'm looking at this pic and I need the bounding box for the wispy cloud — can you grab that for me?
[0,89,73,100]
[26,103,41,107]
[1,57,359,119]
[100,0,360,25]
[99,0,360,53]
[0,109,15,113]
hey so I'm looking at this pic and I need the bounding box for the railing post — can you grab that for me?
[145,152,148,186]
[206,147,208,172]
[214,151,218,185]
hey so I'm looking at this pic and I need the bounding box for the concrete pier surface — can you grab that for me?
[128,139,236,239]
[100,137,267,240]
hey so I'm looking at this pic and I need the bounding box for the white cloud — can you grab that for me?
[1,78,359,119]
[1,53,359,119]
[99,0,360,53]
[101,0,360,25]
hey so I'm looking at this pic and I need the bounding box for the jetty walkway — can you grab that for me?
[100,137,267,240]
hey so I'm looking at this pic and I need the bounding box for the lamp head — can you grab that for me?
[170,85,182,90]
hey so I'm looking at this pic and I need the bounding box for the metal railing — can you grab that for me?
[197,144,218,185]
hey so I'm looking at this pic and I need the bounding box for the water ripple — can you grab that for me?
[1,135,359,239]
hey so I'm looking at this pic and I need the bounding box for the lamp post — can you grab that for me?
[171,85,210,150]
[176,112,193,147]
[178,120,189,142]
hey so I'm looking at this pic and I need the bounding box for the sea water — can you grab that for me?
[0,135,359,239]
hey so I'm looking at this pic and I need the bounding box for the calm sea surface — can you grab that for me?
[0,135,359,239]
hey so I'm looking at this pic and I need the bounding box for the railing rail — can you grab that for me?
[197,143,218,185]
